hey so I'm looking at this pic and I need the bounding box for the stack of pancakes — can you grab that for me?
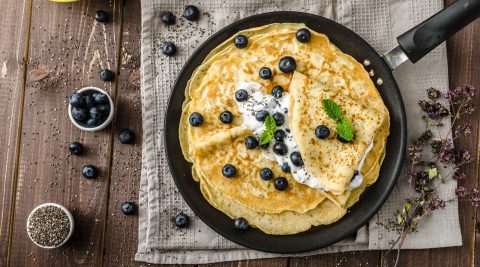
[180,23,389,235]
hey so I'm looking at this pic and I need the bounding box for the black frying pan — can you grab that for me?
[165,0,480,253]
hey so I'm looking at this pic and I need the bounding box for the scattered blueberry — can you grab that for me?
[82,164,99,179]
[162,41,177,56]
[255,110,269,122]
[260,168,273,180]
[234,35,248,48]
[182,5,200,21]
[118,129,135,144]
[259,67,272,79]
[69,142,84,155]
[274,129,286,142]
[220,111,233,124]
[100,69,114,81]
[69,92,85,108]
[235,89,248,102]
[279,56,296,73]
[315,125,330,139]
[89,107,101,119]
[234,217,249,230]
[85,95,94,109]
[272,112,285,126]
[175,212,190,228]
[338,135,352,143]
[71,107,88,121]
[94,10,108,22]
[281,162,291,173]
[222,164,236,178]
[271,86,283,98]
[189,112,204,127]
[86,117,99,127]
[245,136,259,149]
[290,151,304,167]
[121,202,135,215]
[296,28,311,43]
[273,142,288,156]
[259,142,269,149]
[94,93,109,104]
[274,177,288,191]
[160,11,175,25]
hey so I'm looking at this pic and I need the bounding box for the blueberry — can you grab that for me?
[274,177,288,191]
[272,142,288,156]
[338,135,353,143]
[271,86,283,98]
[97,104,110,115]
[234,217,249,230]
[235,89,248,102]
[296,28,311,43]
[69,142,84,155]
[82,164,98,179]
[94,93,109,104]
[260,168,273,181]
[255,110,269,122]
[89,107,101,119]
[94,10,108,22]
[69,92,85,108]
[259,67,272,79]
[100,69,114,81]
[222,164,236,178]
[182,5,200,21]
[85,95,94,109]
[274,129,286,142]
[245,136,259,149]
[162,41,177,56]
[290,151,304,167]
[86,117,99,127]
[315,125,330,139]
[220,111,233,124]
[160,11,175,25]
[234,35,248,48]
[71,107,88,121]
[279,56,296,73]
[119,129,135,144]
[189,112,203,127]
[272,112,285,126]
[175,212,190,228]
[121,202,135,215]
[281,162,291,173]
[259,142,269,149]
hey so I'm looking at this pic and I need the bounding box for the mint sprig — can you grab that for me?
[322,99,355,142]
[259,115,276,145]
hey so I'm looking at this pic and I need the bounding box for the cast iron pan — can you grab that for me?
[165,0,480,253]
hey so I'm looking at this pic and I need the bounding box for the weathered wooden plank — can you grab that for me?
[8,0,121,266]
[199,258,288,267]
[290,252,380,267]
[0,0,31,265]
[102,0,143,265]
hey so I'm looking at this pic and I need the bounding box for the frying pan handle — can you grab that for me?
[397,0,480,63]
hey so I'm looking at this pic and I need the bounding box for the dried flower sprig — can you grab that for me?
[383,85,477,267]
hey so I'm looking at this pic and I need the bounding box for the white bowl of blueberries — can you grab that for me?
[68,86,114,131]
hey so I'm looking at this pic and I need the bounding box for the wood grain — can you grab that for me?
[102,0,143,265]
[0,0,31,265]
[199,258,288,267]
[7,0,121,266]
[291,252,380,267]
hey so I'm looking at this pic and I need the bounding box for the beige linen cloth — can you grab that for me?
[136,0,462,264]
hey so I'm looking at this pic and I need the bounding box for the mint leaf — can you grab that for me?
[259,115,276,145]
[322,99,343,121]
[337,118,354,142]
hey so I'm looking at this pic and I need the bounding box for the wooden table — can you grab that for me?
[0,0,478,266]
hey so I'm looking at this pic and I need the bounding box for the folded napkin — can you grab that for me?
[136,0,462,264]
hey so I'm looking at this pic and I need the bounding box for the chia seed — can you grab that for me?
[27,205,71,247]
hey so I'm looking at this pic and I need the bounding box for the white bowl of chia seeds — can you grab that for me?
[26,203,74,249]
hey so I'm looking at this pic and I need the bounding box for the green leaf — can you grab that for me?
[259,115,276,145]
[322,99,344,121]
[428,167,438,179]
[336,118,354,142]
[402,202,411,213]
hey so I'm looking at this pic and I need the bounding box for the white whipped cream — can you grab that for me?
[235,81,370,191]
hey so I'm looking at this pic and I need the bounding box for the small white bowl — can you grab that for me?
[27,203,75,249]
[68,86,115,131]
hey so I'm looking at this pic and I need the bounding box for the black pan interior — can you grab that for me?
[165,11,407,254]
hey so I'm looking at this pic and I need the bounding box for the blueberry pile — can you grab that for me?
[69,90,111,128]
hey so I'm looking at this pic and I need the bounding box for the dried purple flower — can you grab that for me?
[453,172,466,180]
[454,124,473,136]
[427,87,441,99]
[463,103,475,115]
[408,146,423,165]
[428,195,446,210]
[418,100,450,119]
[455,186,469,198]
[471,188,480,207]
[415,130,433,145]
[445,85,477,103]
[454,149,472,165]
